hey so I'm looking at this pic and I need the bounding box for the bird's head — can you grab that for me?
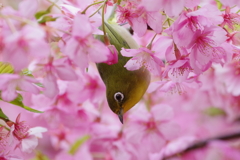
[106,69,150,123]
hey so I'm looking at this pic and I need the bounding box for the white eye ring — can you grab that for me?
[114,92,124,102]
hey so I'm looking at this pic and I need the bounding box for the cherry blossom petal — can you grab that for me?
[88,39,110,63]
[21,135,38,153]
[43,73,59,98]
[131,17,147,37]
[121,48,142,57]
[72,14,92,38]
[124,59,142,70]
[147,11,163,34]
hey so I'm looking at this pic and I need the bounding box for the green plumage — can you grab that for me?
[96,22,150,119]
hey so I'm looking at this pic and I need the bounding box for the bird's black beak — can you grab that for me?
[118,108,123,124]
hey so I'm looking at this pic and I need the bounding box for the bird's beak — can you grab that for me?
[118,108,124,124]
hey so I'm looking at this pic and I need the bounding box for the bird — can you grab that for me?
[97,22,151,124]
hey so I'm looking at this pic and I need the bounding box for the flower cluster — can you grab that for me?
[0,113,46,159]
[0,0,240,160]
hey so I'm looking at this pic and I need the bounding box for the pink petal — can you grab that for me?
[64,38,89,71]
[131,17,147,37]
[19,0,38,19]
[187,5,223,26]
[220,0,240,7]
[18,80,39,94]
[152,36,174,59]
[74,48,89,71]
[88,39,109,63]
[72,14,92,38]
[43,74,59,98]
[0,74,18,89]
[161,0,185,17]
[28,127,47,138]
[152,104,174,121]
[29,40,50,58]
[185,0,200,8]
[3,49,29,72]
[162,136,197,157]
[55,65,78,81]
[23,25,46,40]
[210,27,228,45]
[159,122,179,140]
[24,76,39,83]
[141,0,163,11]
[147,81,163,93]
[1,83,18,102]
[170,60,188,68]
[172,22,196,48]
[105,45,118,65]
[124,59,142,70]
[64,38,79,59]
[0,75,19,101]
[21,135,38,153]
[147,11,163,34]
[121,48,140,57]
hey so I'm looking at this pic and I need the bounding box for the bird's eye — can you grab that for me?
[114,92,124,102]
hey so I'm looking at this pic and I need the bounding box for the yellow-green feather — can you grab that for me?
[97,22,150,114]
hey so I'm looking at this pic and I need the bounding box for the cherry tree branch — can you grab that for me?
[163,131,240,160]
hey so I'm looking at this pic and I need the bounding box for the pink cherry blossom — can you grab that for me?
[0,126,13,157]
[230,32,240,46]
[32,57,78,98]
[214,60,240,96]
[105,45,118,65]
[148,76,201,95]
[220,7,240,30]
[0,74,40,102]
[121,47,164,76]
[152,36,175,61]
[117,2,162,36]
[63,13,110,71]
[125,104,179,156]
[1,25,49,72]
[18,0,38,19]
[163,58,192,83]
[188,27,228,74]
[220,0,240,7]
[13,114,29,141]
[158,0,186,17]
[140,0,185,17]
[10,114,47,153]
[1,1,240,160]
[149,136,197,160]
[169,5,223,48]
[90,123,136,160]
[20,126,47,153]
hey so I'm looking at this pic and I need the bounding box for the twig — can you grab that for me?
[163,131,240,160]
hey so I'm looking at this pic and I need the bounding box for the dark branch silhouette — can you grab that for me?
[163,131,240,160]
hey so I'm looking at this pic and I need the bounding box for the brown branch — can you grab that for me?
[163,131,240,160]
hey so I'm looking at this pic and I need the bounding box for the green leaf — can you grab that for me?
[22,105,43,113]
[215,0,222,10]
[22,69,33,77]
[30,151,50,160]
[34,83,44,88]
[117,0,122,4]
[0,108,9,121]
[35,5,53,20]
[38,16,58,24]
[0,62,14,74]
[0,94,43,113]
[204,107,226,117]
[69,135,90,155]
